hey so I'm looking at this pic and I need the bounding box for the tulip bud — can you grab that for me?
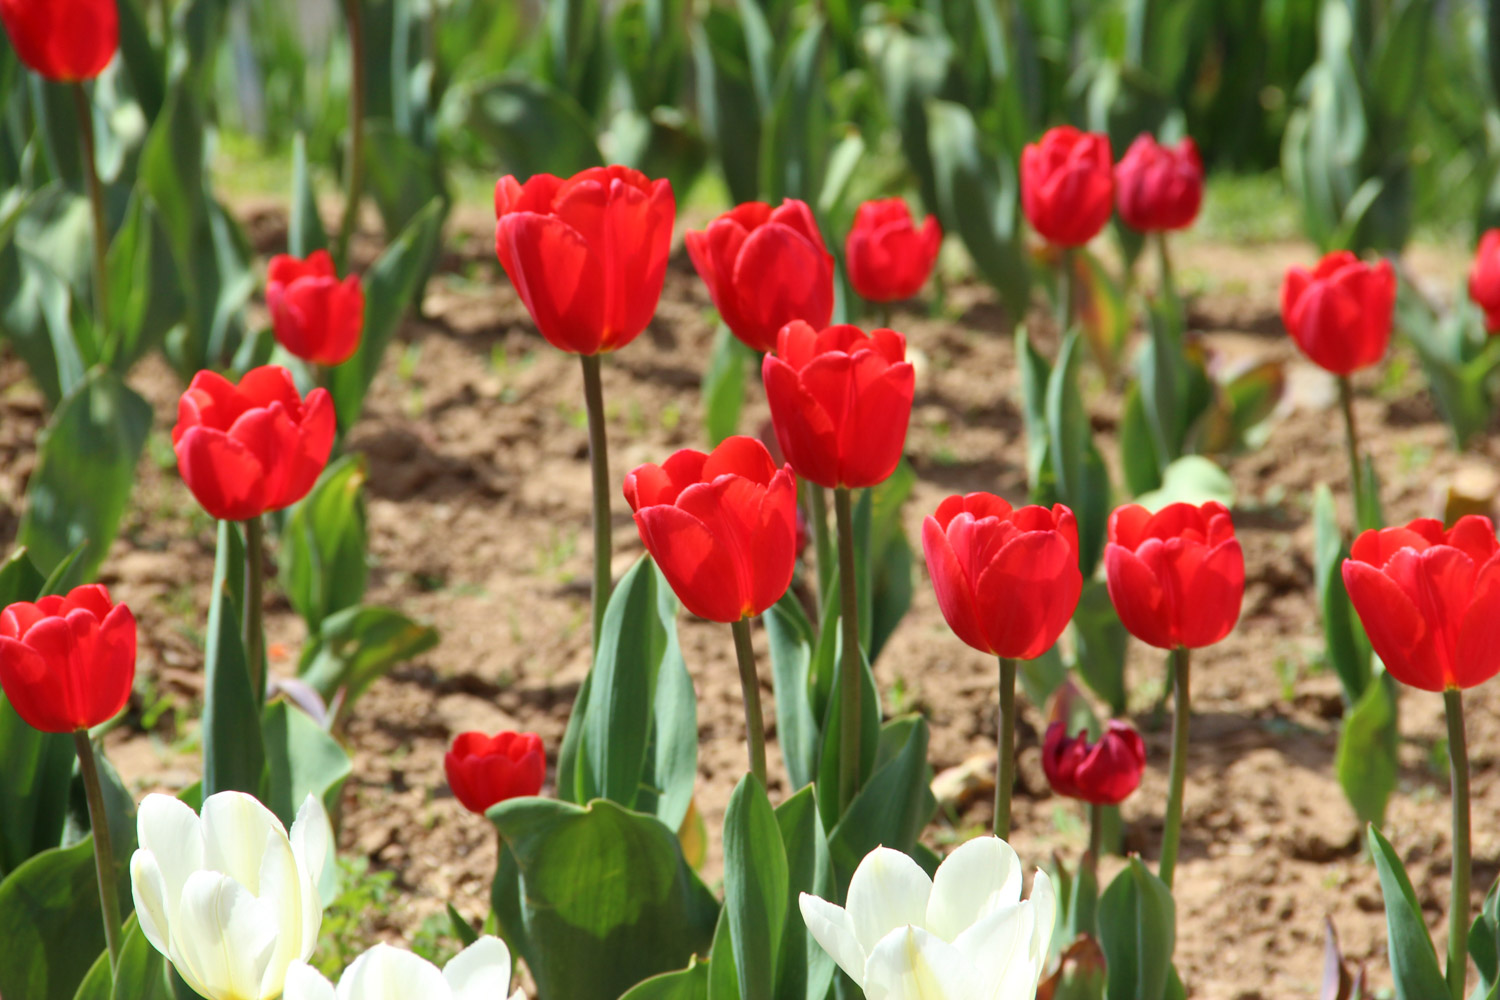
[1104,502,1244,650]
[845,198,943,304]
[284,937,528,1000]
[0,0,117,82]
[266,251,365,367]
[444,730,546,815]
[1469,230,1500,334]
[1021,126,1114,247]
[1114,134,1204,233]
[1280,251,1396,376]
[0,585,135,733]
[1042,720,1147,805]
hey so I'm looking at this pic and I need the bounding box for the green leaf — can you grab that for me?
[1072,580,1128,715]
[363,121,450,239]
[758,19,827,203]
[1121,382,1164,496]
[1015,327,1057,503]
[461,76,603,180]
[1065,858,1101,942]
[279,455,370,630]
[1314,484,1372,704]
[1047,331,1111,575]
[690,8,763,203]
[618,959,711,1000]
[298,605,439,710]
[0,839,110,1000]
[104,194,183,374]
[709,906,741,1000]
[775,786,835,1000]
[289,132,328,258]
[448,902,480,948]
[1132,456,1236,513]
[826,717,936,893]
[814,635,880,829]
[1336,675,1398,828]
[73,915,172,1000]
[489,797,719,1000]
[723,775,788,1000]
[765,593,819,792]
[703,326,749,446]
[1098,857,1176,1000]
[261,699,352,830]
[1470,877,1500,1000]
[1369,824,1448,1000]
[202,520,264,799]
[0,696,72,878]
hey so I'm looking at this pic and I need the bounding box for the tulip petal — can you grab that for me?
[282,962,337,1000]
[862,925,982,1000]
[0,636,68,731]
[129,849,175,963]
[175,426,269,522]
[733,223,834,351]
[921,517,992,655]
[763,355,840,488]
[173,869,279,1000]
[633,506,744,623]
[256,823,308,997]
[496,213,606,354]
[842,363,914,487]
[800,892,867,986]
[1456,555,1500,689]
[974,530,1082,659]
[1026,870,1056,969]
[951,902,1033,999]
[925,837,1023,942]
[1103,542,1174,649]
[847,847,934,956]
[201,791,287,892]
[444,936,515,1000]
[340,942,449,1000]
[1174,538,1245,649]
[283,389,337,510]
[88,603,136,729]
[136,793,206,929]
[1342,559,1437,691]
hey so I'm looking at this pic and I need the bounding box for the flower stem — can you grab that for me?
[334,0,367,269]
[1445,688,1472,1000]
[72,83,110,356]
[243,516,265,703]
[580,354,612,651]
[1156,231,1178,314]
[1337,375,1368,528]
[1087,800,1104,871]
[730,618,768,789]
[74,730,121,971]
[834,486,863,812]
[994,656,1017,839]
[1159,646,1191,889]
[809,483,833,618]
[878,304,892,331]
[1056,248,1075,333]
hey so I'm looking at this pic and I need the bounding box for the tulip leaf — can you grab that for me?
[1047,331,1112,576]
[648,587,700,834]
[709,906,741,1000]
[775,786,836,1000]
[1099,857,1175,1000]
[297,605,440,712]
[460,76,604,182]
[758,18,827,204]
[105,193,184,375]
[0,696,73,879]
[857,461,918,664]
[1065,858,1101,943]
[1369,825,1448,1000]
[72,915,172,1000]
[0,839,110,1000]
[703,326,749,446]
[1336,676,1398,829]
[1121,381,1164,496]
[766,593,820,793]
[289,132,328,258]
[1132,456,1236,513]
[1071,580,1129,715]
[826,716,935,893]
[262,699,352,831]
[1469,877,1500,1000]
[1014,327,1057,504]
[724,775,789,1000]
[63,747,137,875]
[618,959,711,1000]
[814,633,881,829]
[280,454,370,631]
[488,797,719,1000]
[202,519,265,800]
[1313,484,1372,704]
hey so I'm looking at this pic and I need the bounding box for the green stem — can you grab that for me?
[1337,375,1368,527]
[1056,248,1075,333]
[834,486,863,812]
[1155,231,1178,314]
[730,618,768,789]
[74,730,121,971]
[809,483,833,619]
[334,0,367,269]
[1445,688,1472,1000]
[878,304,892,331]
[72,83,110,356]
[242,516,265,703]
[994,656,1017,838]
[1087,800,1104,870]
[580,354,612,651]
[1159,646,1191,889]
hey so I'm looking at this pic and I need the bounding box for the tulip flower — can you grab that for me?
[172,365,336,523]
[131,791,333,1000]
[0,0,118,81]
[1469,230,1500,334]
[266,250,365,366]
[686,200,835,353]
[1020,126,1114,248]
[799,837,1054,1000]
[494,165,675,357]
[1281,251,1396,377]
[283,937,527,1000]
[1042,720,1146,806]
[445,730,546,815]
[845,198,943,306]
[1114,135,1204,234]
[0,585,135,734]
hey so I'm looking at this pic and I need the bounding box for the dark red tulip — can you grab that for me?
[1104,502,1244,650]
[1469,230,1500,335]
[266,250,365,366]
[1281,251,1396,375]
[1042,720,1147,806]
[921,494,1082,660]
[172,366,336,522]
[686,200,835,353]
[1020,126,1114,247]
[845,198,942,303]
[1342,516,1500,692]
[494,165,675,355]
[0,585,135,733]
[1114,134,1204,233]
[0,0,117,82]
[624,436,797,623]
[761,322,914,490]
[444,730,546,815]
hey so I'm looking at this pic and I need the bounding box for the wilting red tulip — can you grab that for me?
[1469,230,1500,334]
[0,585,135,733]
[845,198,942,304]
[1114,134,1203,233]
[444,730,546,815]
[494,165,675,355]
[0,0,118,82]
[624,436,797,623]
[1341,516,1500,692]
[1104,502,1244,650]
[1042,720,1147,805]
[172,366,336,522]
[1020,126,1114,247]
[1281,251,1396,375]
[686,200,835,353]
[762,322,914,490]
[266,250,365,366]
[921,494,1081,660]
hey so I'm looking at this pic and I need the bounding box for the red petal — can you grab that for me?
[922,517,992,655]
[1341,559,1441,691]
[633,507,744,623]
[175,427,268,521]
[1104,543,1174,649]
[495,213,606,354]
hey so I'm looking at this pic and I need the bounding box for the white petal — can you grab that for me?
[283,962,338,1000]
[200,791,286,893]
[1026,870,1057,969]
[129,849,175,963]
[847,848,933,955]
[507,991,528,1000]
[443,936,514,1000]
[253,827,306,998]
[952,902,1032,997]
[925,837,1022,942]
[173,870,278,1000]
[799,892,868,985]
[337,943,449,1000]
[863,925,982,1000]
[290,794,335,955]
[136,794,204,926]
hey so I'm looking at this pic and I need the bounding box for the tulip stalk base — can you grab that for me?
[243,516,265,702]
[1056,249,1075,333]
[834,486,863,812]
[1087,801,1104,872]
[1159,646,1191,889]
[74,730,122,971]
[334,0,367,269]
[808,484,834,618]
[1337,376,1371,528]
[580,355,613,651]
[995,657,1017,839]
[1155,232,1179,318]
[73,84,110,354]
[1445,689,1471,1000]
[730,618,769,789]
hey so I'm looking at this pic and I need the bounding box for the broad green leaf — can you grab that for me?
[1132,456,1236,512]
[1121,382,1163,496]
[279,455,370,630]
[103,194,183,374]
[1369,825,1448,1000]
[646,569,698,832]
[0,839,110,1000]
[709,906,740,1000]
[1046,332,1111,575]
[1469,877,1500,1000]
[775,786,836,1000]
[363,121,450,239]
[723,775,788,1000]
[690,7,763,203]
[73,915,172,1000]
[289,132,328,258]
[63,746,137,874]
[1098,857,1175,1000]
[1065,859,1101,943]
[0,696,72,878]
[448,902,480,947]
[262,699,352,830]
[814,637,880,830]
[1015,327,1057,503]
[619,959,711,1000]
[298,605,439,710]
[758,19,827,203]
[1335,675,1398,828]
[826,717,936,893]
[1314,484,1372,704]
[703,326,749,446]
[1072,580,1128,715]
[460,76,603,181]
[765,593,819,792]
[202,520,264,799]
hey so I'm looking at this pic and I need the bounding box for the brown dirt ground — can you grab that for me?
[5,199,1498,1000]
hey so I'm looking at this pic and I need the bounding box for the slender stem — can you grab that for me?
[1337,375,1366,526]
[809,483,833,619]
[994,656,1018,838]
[580,354,612,650]
[1155,232,1178,312]
[72,84,110,354]
[1445,689,1472,1000]
[730,618,768,789]
[834,486,863,812]
[878,304,892,331]
[1087,801,1104,870]
[242,516,265,703]
[334,0,367,269]
[1159,646,1191,889]
[1056,248,1075,333]
[74,731,122,971]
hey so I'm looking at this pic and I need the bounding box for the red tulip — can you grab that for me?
[1281,251,1396,375]
[1042,720,1146,806]
[845,198,943,303]
[1341,516,1500,692]
[1020,126,1114,247]
[624,436,797,623]
[494,165,675,355]
[761,322,914,490]
[921,493,1081,660]
[266,250,365,366]
[686,200,835,353]
[1469,230,1500,335]
[0,585,135,733]
[1114,134,1204,233]
[444,730,546,815]
[1104,502,1244,650]
[172,365,336,522]
[0,0,117,82]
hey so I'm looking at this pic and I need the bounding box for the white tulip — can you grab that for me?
[130,791,333,1000]
[282,937,527,1000]
[799,837,1054,1000]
